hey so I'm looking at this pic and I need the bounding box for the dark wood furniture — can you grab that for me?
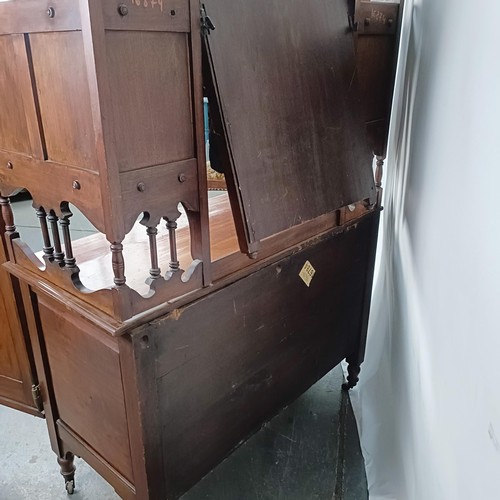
[0,0,400,498]
[0,216,41,416]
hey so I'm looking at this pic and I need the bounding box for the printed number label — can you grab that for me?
[299,261,316,287]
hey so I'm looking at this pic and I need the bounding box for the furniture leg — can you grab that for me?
[341,356,361,391]
[57,452,76,495]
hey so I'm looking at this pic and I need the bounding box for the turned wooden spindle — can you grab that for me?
[375,156,384,189]
[0,196,16,234]
[59,217,76,269]
[110,242,126,286]
[35,208,54,258]
[146,226,161,279]
[47,213,65,263]
[165,219,180,272]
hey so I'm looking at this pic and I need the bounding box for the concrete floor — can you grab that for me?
[1,194,368,499]
[0,366,367,500]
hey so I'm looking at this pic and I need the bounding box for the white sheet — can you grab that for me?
[347,1,500,498]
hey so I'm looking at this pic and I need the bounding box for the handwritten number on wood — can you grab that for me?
[131,0,164,12]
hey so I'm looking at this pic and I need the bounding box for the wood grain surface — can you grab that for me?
[205,0,376,245]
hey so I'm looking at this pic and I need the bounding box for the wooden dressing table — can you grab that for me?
[0,0,400,497]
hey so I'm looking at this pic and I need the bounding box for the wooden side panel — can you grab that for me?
[38,296,134,482]
[30,31,98,172]
[205,0,376,246]
[0,34,41,158]
[138,213,378,498]
[105,30,194,173]
[356,35,398,157]
[0,226,37,414]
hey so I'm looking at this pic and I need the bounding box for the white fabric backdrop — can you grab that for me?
[348,1,500,499]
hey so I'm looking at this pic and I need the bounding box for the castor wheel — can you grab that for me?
[65,479,75,495]
[57,452,76,495]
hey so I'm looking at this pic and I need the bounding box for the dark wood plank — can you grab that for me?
[118,335,153,499]
[127,327,168,499]
[139,214,378,498]
[182,367,347,500]
[205,0,376,247]
[355,33,398,157]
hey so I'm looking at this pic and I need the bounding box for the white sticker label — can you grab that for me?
[299,260,316,287]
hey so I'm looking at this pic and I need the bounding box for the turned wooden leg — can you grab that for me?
[341,357,361,391]
[57,452,76,495]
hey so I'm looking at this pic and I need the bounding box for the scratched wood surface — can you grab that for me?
[136,213,377,497]
[182,365,368,500]
[204,0,375,247]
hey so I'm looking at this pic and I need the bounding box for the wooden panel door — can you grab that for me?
[204,0,375,252]
[0,223,39,415]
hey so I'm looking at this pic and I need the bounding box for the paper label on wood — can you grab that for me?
[299,261,316,287]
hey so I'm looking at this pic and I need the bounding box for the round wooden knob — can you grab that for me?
[118,4,129,16]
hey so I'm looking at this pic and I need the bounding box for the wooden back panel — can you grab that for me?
[205,0,376,250]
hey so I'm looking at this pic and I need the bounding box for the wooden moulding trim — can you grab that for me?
[115,208,383,336]
[56,420,136,500]
[8,238,116,317]
[0,0,82,35]
[211,199,377,281]
[102,0,191,33]
[129,259,204,317]
[3,261,121,336]
[0,394,43,418]
[189,0,212,285]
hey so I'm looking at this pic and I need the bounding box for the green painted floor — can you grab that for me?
[0,367,367,500]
